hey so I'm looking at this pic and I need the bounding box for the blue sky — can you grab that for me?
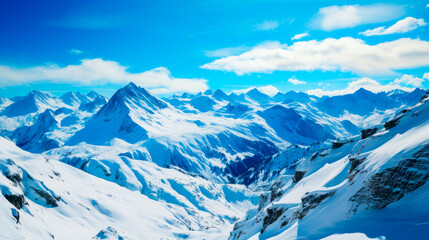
[0,0,428,98]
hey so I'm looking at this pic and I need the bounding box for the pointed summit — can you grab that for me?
[212,89,229,101]
[68,83,169,145]
[1,91,64,117]
[61,91,91,107]
[204,89,213,95]
[353,88,374,97]
[86,90,100,100]
[246,88,270,102]
[79,95,108,112]
[12,109,60,152]
[113,82,168,112]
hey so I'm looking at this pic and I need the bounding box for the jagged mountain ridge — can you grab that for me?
[2,84,426,183]
[0,83,428,239]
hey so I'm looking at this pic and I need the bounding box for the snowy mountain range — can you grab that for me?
[0,83,428,239]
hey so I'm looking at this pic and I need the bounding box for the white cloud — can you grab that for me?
[291,33,309,41]
[232,85,279,97]
[201,37,429,75]
[0,58,208,94]
[306,78,414,97]
[288,78,306,85]
[360,17,426,36]
[70,49,84,55]
[424,72,429,80]
[393,74,424,87]
[205,46,250,57]
[256,20,280,31]
[313,4,404,31]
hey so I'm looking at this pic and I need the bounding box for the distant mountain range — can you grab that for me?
[0,83,428,239]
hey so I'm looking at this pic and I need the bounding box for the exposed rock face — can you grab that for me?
[292,171,306,183]
[261,206,285,234]
[31,187,60,207]
[349,157,366,173]
[258,181,284,211]
[350,145,429,212]
[332,140,351,149]
[361,127,378,139]
[4,194,25,209]
[11,208,20,223]
[294,190,335,220]
[384,117,402,130]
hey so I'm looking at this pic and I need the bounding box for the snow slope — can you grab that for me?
[1,83,427,239]
[0,137,256,239]
[230,92,429,240]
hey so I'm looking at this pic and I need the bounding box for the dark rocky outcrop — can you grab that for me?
[384,117,402,130]
[294,191,335,220]
[11,208,20,223]
[258,181,285,211]
[349,157,366,173]
[4,194,25,209]
[350,146,429,212]
[31,187,60,207]
[261,207,285,234]
[361,127,378,139]
[292,171,306,183]
[332,140,353,149]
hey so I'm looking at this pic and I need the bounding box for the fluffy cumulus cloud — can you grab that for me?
[256,20,280,31]
[288,78,306,85]
[393,74,424,87]
[313,4,404,31]
[0,58,208,94]
[201,37,429,75]
[360,17,426,36]
[306,78,414,97]
[291,33,309,41]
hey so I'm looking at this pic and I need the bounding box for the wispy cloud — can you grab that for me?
[306,78,414,97]
[288,78,306,85]
[204,46,250,58]
[70,49,84,55]
[360,17,426,36]
[201,37,429,76]
[291,33,309,41]
[312,4,404,31]
[0,59,208,94]
[255,20,280,31]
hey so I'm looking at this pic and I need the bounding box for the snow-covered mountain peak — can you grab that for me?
[86,90,100,100]
[213,89,229,101]
[204,89,214,95]
[67,83,171,145]
[1,90,65,117]
[0,96,12,109]
[246,88,270,102]
[60,91,91,108]
[353,87,375,96]
[116,82,169,111]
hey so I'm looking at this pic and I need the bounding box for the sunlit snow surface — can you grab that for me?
[0,84,428,239]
